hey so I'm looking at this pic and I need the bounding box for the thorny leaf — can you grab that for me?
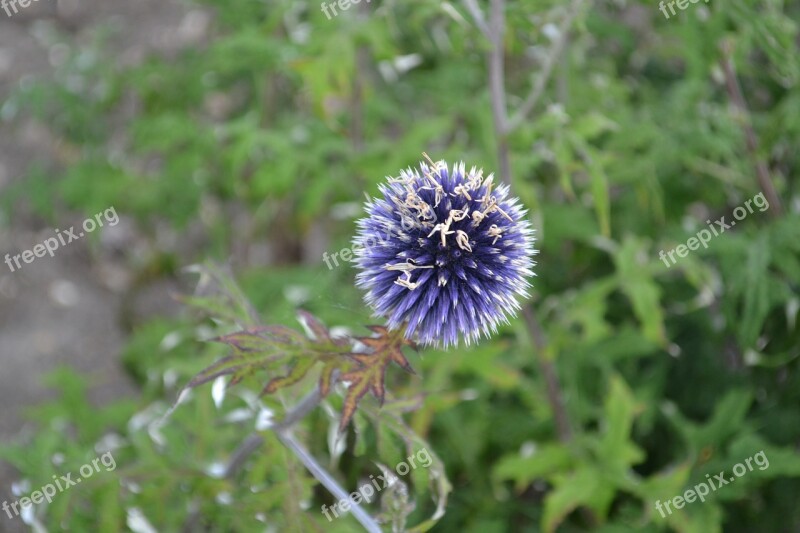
[262,357,318,395]
[338,326,417,431]
[177,313,353,408]
[179,309,417,431]
[178,260,419,431]
[186,325,306,388]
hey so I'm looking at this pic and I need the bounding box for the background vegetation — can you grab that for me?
[1,0,800,531]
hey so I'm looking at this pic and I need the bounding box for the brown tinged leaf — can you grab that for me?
[318,360,339,397]
[262,358,317,395]
[185,356,248,388]
[180,309,362,404]
[212,325,306,351]
[297,309,351,347]
[176,312,344,410]
[260,312,356,398]
[338,326,417,432]
[178,310,418,435]
[297,310,332,342]
[356,326,418,375]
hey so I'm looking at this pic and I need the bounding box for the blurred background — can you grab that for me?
[0,0,799,531]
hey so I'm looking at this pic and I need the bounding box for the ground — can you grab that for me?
[0,1,211,529]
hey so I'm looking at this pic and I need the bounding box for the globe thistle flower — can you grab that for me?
[353,156,537,347]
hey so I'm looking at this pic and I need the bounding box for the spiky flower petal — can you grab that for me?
[353,158,537,347]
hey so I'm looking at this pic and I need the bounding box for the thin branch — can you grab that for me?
[720,40,783,217]
[224,432,265,479]
[523,307,572,443]
[481,0,574,442]
[461,0,492,40]
[473,1,591,524]
[222,379,327,481]
[505,0,587,133]
[487,0,512,184]
[222,372,382,533]
[223,372,332,479]
[472,0,580,502]
[184,269,382,530]
[524,307,599,527]
[488,0,505,50]
[276,430,382,533]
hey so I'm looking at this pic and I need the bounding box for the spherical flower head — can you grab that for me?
[353,157,537,347]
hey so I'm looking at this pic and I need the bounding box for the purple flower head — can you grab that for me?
[353,157,537,347]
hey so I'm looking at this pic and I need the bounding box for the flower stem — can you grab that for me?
[224,377,382,533]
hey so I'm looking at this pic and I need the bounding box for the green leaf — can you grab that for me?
[597,375,644,475]
[573,112,620,140]
[613,237,667,345]
[493,444,575,491]
[542,467,603,533]
[738,234,771,347]
[663,390,753,454]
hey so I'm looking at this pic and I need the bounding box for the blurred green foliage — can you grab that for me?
[2,0,800,531]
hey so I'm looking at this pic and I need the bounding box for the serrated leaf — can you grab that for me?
[597,375,644,474]
[297,309,333,342]
[213,326,306,352]
[185,356,258,389]
[493,444,575,491]
[338,326,417,431]
[318,361,339,396]
[178,312,353,410]
[542,467,602,533]
[262,357,317,395]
